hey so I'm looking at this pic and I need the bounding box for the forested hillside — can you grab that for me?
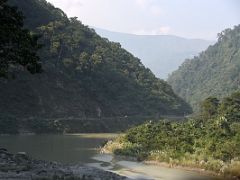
[168,25,240,111]
[95,28,212,79]
[0,0,191,133]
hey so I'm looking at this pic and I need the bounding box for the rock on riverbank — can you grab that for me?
[0,148,129,180]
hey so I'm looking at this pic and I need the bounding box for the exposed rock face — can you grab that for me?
[0,148,129,180]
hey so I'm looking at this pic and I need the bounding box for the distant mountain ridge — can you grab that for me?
[94,27,214,79]
[168,25,240,111]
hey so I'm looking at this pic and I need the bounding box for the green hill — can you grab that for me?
[0,0,191,133]
[168,25,240,111]
[95,27,213,79]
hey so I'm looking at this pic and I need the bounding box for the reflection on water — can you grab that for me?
[0,134,222,180]
[0,134,116,164]
[89,154,221,180]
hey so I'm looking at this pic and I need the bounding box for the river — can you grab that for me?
[0,134,220,180]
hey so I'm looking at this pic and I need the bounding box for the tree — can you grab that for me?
[0,0,41,77]
[200,97,219,118]
[219,91,240,122]
[168,25,240,112]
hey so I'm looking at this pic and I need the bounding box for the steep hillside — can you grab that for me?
[0,0,191,133]
[95,28,213,79]
[168,25,240,111]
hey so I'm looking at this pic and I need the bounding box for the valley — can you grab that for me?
[0,0,239,179]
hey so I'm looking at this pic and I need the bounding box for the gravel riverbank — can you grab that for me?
[0,148,130,180]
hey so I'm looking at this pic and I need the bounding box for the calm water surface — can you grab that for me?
[0,134,220,180]
[0,134,116,164]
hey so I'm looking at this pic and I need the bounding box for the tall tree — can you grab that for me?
[200,97,219,118]
[0,0,41,77]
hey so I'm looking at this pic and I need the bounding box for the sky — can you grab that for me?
[47,0,240,40]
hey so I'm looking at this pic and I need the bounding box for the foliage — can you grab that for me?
[0,0,41,77]
[35,16,192,116]
[200,97,219,119]
[0,0,191,126]
[25,118,63,134]
[168,25,240,112]
[219,91,240,122]
[95,28,212,79]
[8,0,67,30]
[104,92,240,177]
[0,115,19,134]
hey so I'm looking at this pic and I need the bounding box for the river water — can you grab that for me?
[0,134,220,180]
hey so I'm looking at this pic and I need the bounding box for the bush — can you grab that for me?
[104,92,240,178]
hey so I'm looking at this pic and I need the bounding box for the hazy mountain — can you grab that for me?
[94,27,214,79]
[168,25,240,111]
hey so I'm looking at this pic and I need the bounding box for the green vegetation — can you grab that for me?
[0,0,191,134]
[168,25,240,111]
[0,0,41,77]
[103,92,240,178]
[95,28,212,79]
[34,4,191,116]
[0,115,19,134]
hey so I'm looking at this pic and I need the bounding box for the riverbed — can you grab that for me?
[0,134,220,180]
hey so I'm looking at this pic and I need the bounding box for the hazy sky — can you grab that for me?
[47,0,240,40]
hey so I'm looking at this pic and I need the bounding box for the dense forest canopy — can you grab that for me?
[0,0,192,133]
[168,25,240,111]
[0,0,41,77]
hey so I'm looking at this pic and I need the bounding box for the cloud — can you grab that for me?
[133,26,171,35]
[158,26,171,34]
[134,0,163,17]
[134,0,149,8]
[150,6,162,16]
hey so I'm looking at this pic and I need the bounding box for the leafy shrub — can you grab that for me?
[104,92,240,178]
